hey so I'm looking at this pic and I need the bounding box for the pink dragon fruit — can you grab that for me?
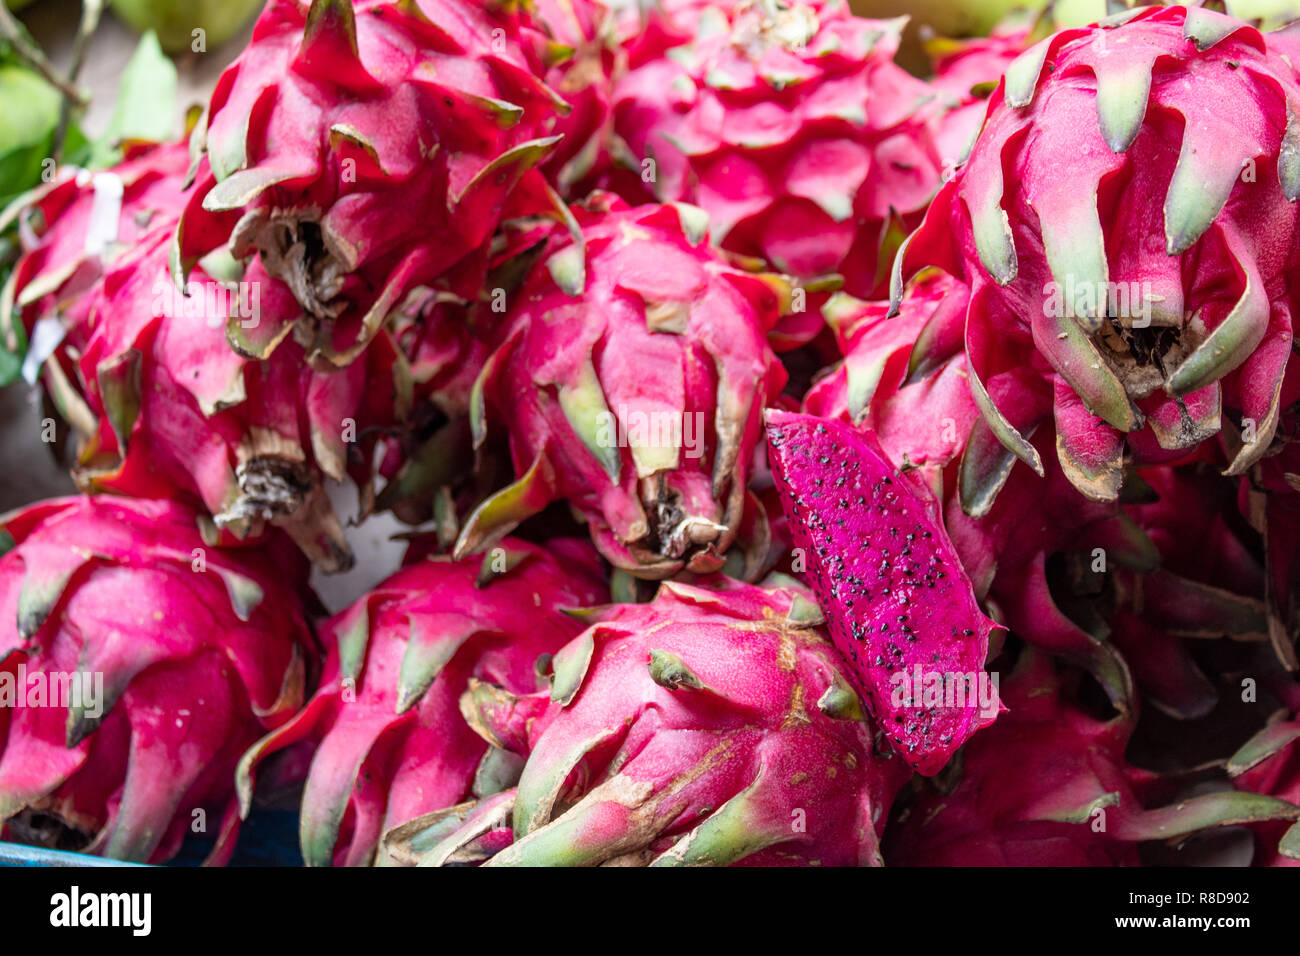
[365,288,499,527]
[1,141,191,362]
[1238,378,1300,670]
[387,578,912,866]
[456,194,790,580]
[609,0,942,298]
[534,0,622,197]
[0,496,315,864]
[387,291,488,422]
[234,536,607,866]
[961,461,1267,729]
[1099,465,1269,719]
[1,132,472,569]
[1229,676,1300,865]
[764,408,1002,774]
[886,649,1300,866]
[892,5,1300,506]
[33,220,415,570]
[805,273,979,489]
[172,0,572,366]
[797,275,1141,710]
[923,15,1036,169]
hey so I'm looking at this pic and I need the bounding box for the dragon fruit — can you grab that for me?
[805,273,979,487]
[1098,465,1270,719]
[361,286,498,528]
[978,458,1270,726]
[456,194,790,579]
[32,222,413,570]
[962,462,1267,728]
[886,648,1300,866]
[172,0,572,366]
[234,536,606,866]
[2,136,450,569]
[923,15,1037,169]
[1238,382,1300,669]
[388,579,912,866]
[764,408,1002,774]
[0,496,314,864]
[1,141,191,360]
[534,0,622,197]
[609,0,942,298]
[799,275,1146,711]
[892,5,1300,507]
[1229,676,1300,865]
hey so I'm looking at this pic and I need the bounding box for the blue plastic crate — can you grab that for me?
[0,844,142,867]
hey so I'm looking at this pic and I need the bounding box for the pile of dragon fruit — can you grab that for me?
[0,0,1298,868]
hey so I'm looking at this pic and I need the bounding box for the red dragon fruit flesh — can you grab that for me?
[764,409,1002,774]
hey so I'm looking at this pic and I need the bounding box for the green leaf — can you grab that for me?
[0,66,57,151]
[0,141,48,209]
[98,31,178,159]
[59,122,91,170]
[0,65,61,204]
